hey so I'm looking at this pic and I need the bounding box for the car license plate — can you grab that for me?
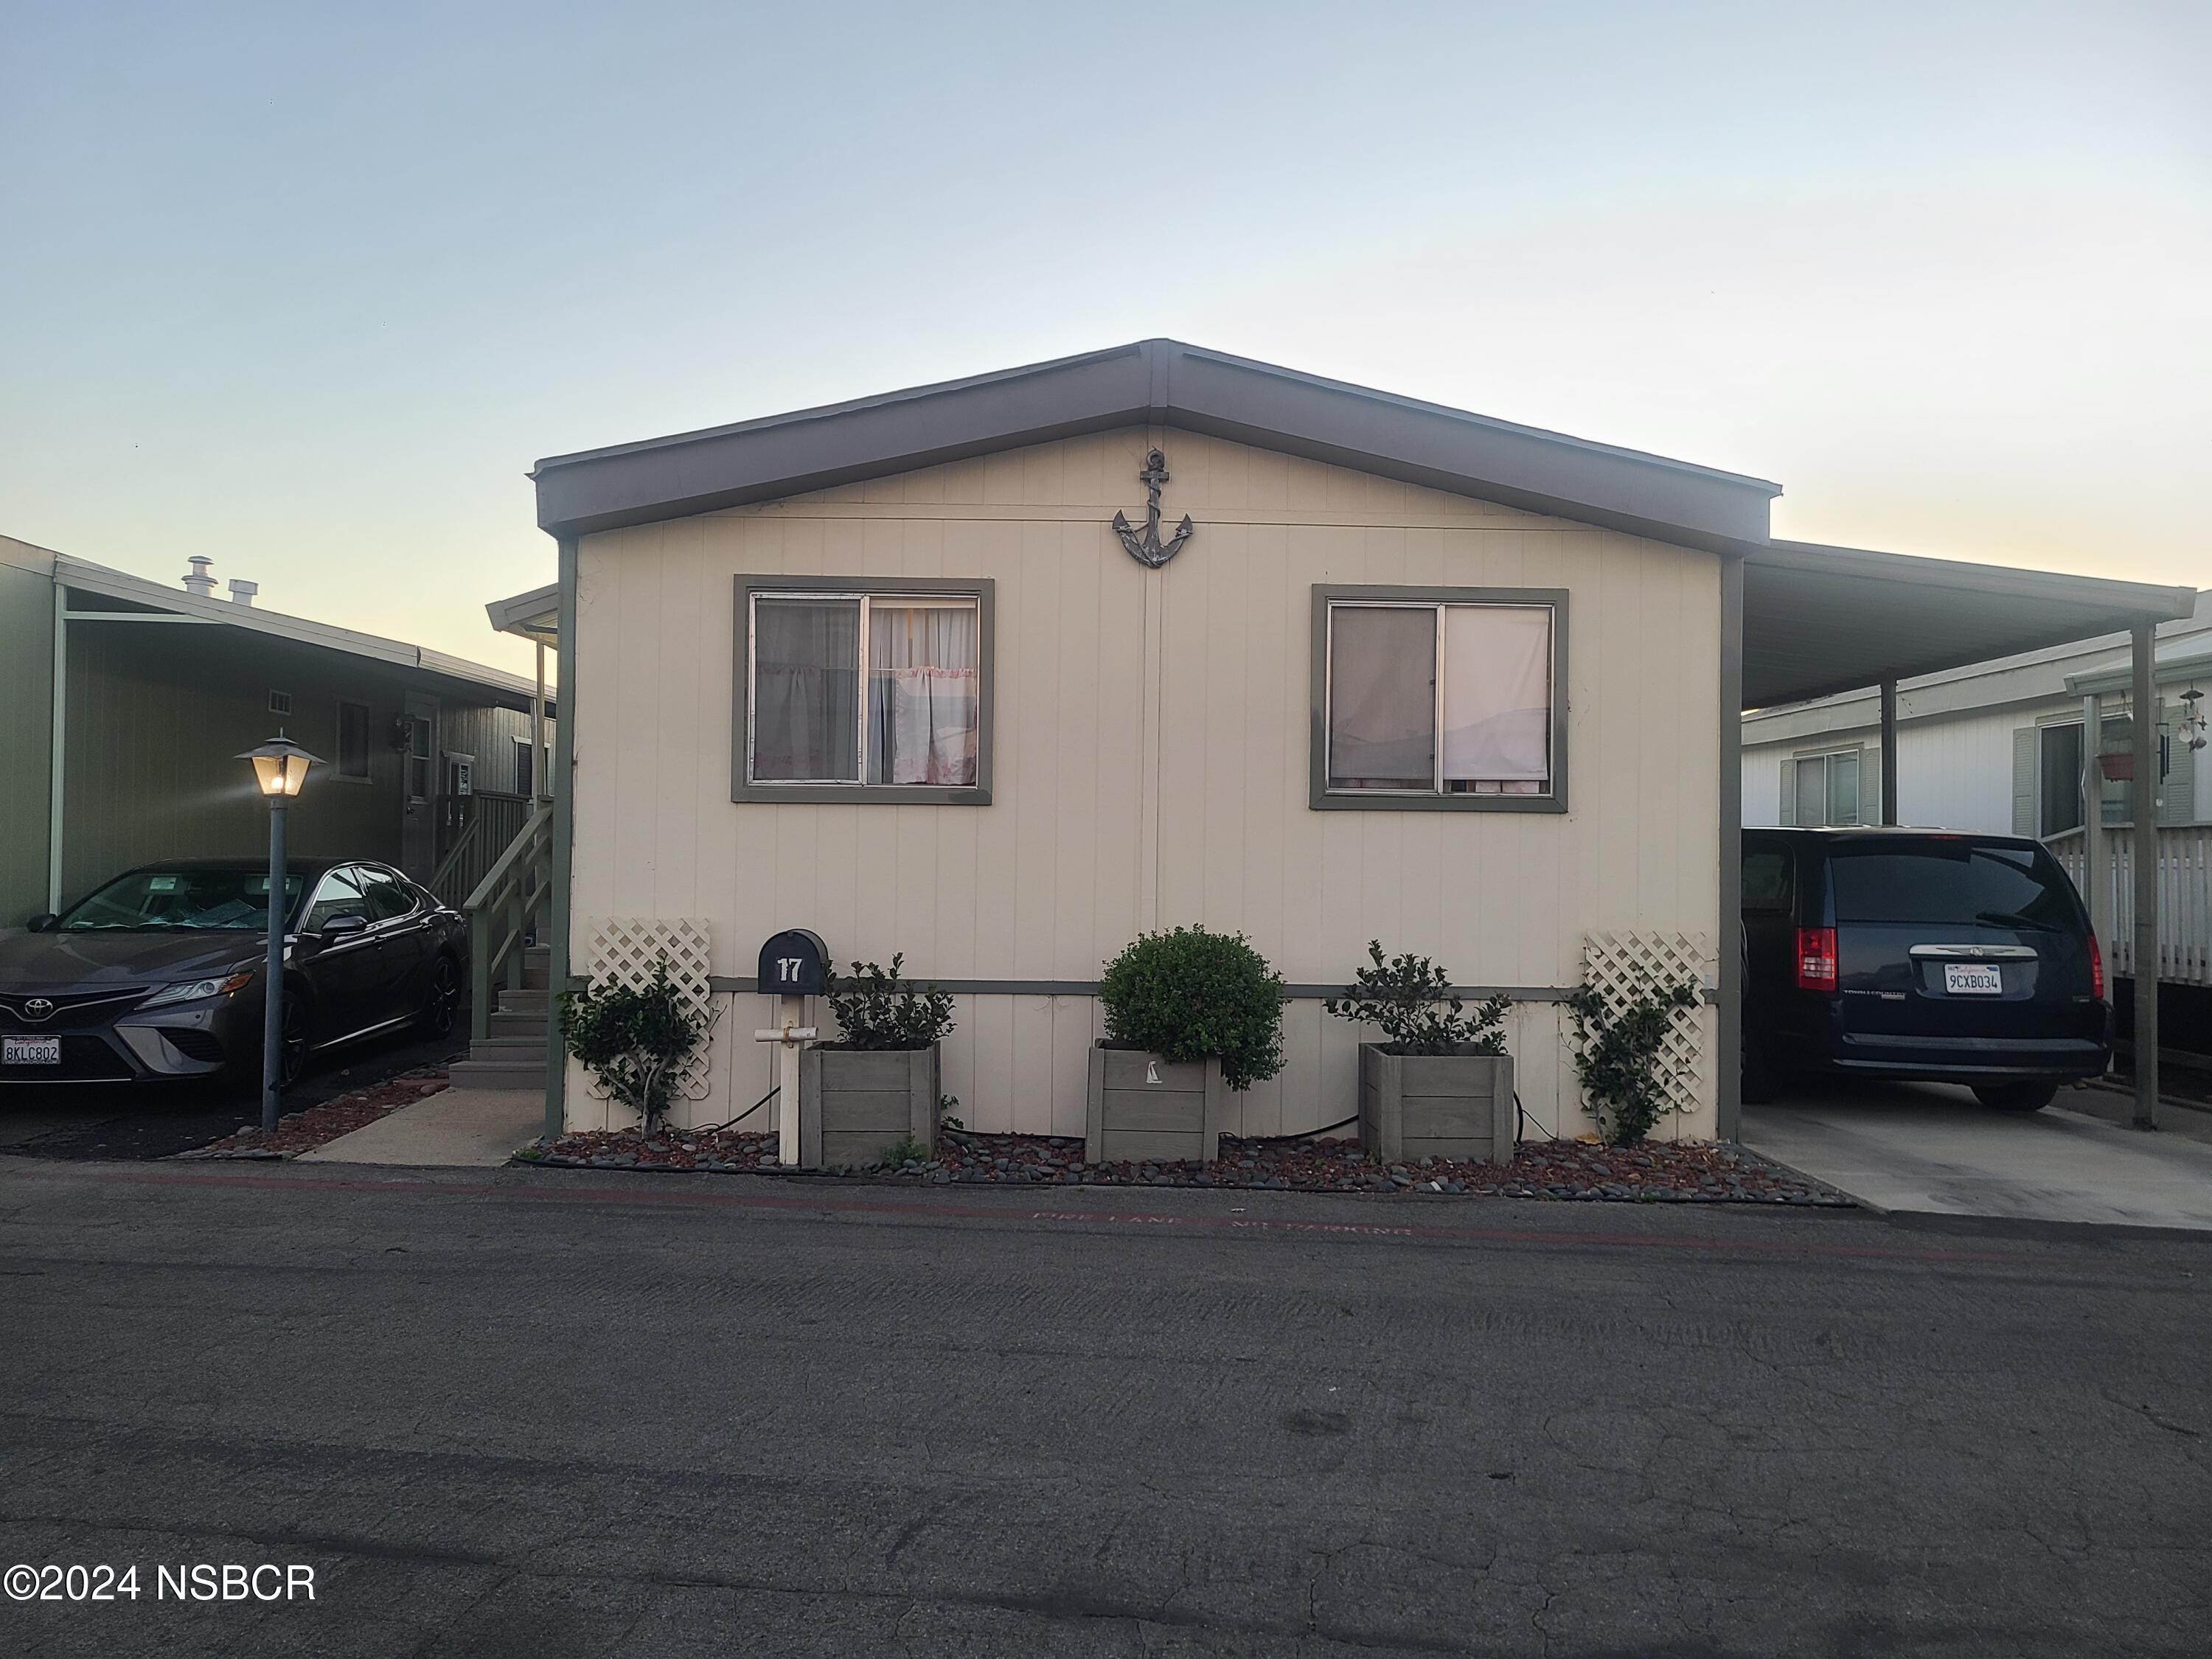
[4,1036,62,1065]
[1943,964,2003,995]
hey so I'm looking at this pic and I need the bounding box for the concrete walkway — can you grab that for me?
[299,1085,543,1167]
[1745,1080,2212,1231]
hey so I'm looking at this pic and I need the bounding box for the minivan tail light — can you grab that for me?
[2088,931,2104,1001]
[1795,927,1838,995]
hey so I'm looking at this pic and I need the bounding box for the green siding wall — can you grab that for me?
[0,563,55,925]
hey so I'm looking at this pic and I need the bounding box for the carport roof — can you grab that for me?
[1742,540,2195,709]
[523,339,2196,709]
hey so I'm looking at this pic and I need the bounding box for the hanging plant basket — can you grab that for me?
[2098,752,2135,781]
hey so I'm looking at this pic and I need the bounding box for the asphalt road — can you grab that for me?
[0,1021,466,1160]
[1,1163,2207,1658]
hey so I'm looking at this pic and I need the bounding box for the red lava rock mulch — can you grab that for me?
[180,1070,452,1160]
[528,1124,1847,1206]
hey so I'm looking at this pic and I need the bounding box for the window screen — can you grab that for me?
[1324,599,1554,798]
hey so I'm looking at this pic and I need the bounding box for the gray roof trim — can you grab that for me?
[529,338,1782,547]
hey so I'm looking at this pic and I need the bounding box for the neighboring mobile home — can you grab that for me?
[515,341,2194,1144]
[0,534,555,928]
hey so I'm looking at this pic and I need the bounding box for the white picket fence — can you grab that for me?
[2044,825,2212,987]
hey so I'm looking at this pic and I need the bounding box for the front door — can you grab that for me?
[400,695,439,883]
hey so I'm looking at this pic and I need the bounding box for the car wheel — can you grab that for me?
[417,955,460,1036]
[1973,1081,2058,1113]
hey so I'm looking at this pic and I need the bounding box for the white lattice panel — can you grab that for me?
[1580,931,1715,1116]
[582,917,716,1101]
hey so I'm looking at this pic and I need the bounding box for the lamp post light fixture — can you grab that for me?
[237,734,321,1133]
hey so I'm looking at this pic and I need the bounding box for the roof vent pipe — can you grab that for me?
[228,579,257,607]
[183,556,215,598]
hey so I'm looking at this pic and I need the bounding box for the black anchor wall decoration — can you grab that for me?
[1112,448,1194,568]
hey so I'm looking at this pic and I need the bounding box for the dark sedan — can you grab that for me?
[0,859,465,1086]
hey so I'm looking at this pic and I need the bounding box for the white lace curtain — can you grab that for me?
[867,602,979,785]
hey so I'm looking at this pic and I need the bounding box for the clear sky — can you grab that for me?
[4,1,2205,675]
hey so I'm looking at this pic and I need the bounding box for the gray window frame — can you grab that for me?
[733,574,995,806]
[1309,584,1569,813]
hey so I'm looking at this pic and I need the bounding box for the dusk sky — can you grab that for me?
[4,1,2205,675]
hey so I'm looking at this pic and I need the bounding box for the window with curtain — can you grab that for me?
[745,590,983,790]
[1322,597,1558,801]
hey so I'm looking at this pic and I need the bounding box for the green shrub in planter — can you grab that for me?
[1324,940,1510,1054]
[826,953,955,1050]
[1098,927,1285,1091]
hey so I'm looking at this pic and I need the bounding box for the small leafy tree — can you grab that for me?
[1324,940,1511,1055]
[559,956,715,1130]
[827,954,956,1050]
[1098,927,1285,1091]
[1564,975,1701,1146]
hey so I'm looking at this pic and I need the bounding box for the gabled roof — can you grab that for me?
[525,342,2196,710]
[530,338,1783,549]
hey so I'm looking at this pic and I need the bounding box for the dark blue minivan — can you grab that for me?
[1742,829,2110,1111]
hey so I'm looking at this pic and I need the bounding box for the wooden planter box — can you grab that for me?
[1357,1046,1515,1165]
[799,1045,939,1170]
[1085,1043,1231,1166]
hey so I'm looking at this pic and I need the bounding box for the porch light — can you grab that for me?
[238,734,321,798]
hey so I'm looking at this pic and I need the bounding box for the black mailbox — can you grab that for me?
[757,928,831,995]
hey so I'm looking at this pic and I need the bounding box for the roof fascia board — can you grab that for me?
[2069,641,2212,697]
[532,338,1781,549]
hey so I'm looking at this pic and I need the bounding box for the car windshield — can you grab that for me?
[59,869,307,931]
[1829,843,2079,930]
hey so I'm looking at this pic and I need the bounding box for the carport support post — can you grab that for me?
[1879,679,1899,825]
[2130,622,2158,1129]
[1717,554,1745,1141]
[261,800,288,1135]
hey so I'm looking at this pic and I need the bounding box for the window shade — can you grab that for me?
[1441,605,1551,785]
[1328,607,1436,790]
[753,599,860,781]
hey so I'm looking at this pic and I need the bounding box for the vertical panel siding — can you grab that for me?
[0,559,55,925]
[571,428,1724,1140]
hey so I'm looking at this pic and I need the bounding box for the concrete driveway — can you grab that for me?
[1745,1078,2212,1232]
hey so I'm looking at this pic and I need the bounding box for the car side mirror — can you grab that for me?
[318,913,369,942]
[26,914,58,933]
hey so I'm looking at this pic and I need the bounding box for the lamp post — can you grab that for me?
[238,735,321,1133]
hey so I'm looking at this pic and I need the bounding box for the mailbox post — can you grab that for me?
[754,930,829,1166]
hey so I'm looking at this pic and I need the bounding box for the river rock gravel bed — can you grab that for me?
[526,1124,1846,1205]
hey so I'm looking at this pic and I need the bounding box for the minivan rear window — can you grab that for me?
[1829,843,2079,930]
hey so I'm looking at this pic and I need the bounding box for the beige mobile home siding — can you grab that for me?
[567,428,1722,1141]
